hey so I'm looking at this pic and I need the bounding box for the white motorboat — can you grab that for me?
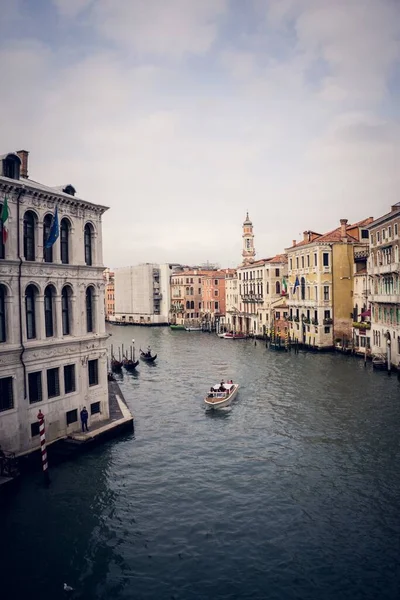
[185,326,202,331]
[204,381,239,409]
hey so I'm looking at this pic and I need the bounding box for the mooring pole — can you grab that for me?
[37,410,50,485]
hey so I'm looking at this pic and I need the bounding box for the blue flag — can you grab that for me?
[45,205,59,248]
[292,275,300,294]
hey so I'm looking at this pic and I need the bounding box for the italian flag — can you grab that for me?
[1,196,9,244]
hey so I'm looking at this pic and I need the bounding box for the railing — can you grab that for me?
[302,318,310,324]
[323,318,332,325]
[293,316,299,322]
[353,321,371,330]
[311,318,319,325]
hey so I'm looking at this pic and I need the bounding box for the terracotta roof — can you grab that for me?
[348,217,373,228]
[266,253,288,264]
[316,226,358,244]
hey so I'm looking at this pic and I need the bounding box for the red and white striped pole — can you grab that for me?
[37,409,50,484]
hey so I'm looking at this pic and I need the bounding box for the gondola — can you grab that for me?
[123,358,139,371]
[111,358,123,372]
[139,349,157,363]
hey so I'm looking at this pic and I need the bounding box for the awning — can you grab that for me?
[361,309,371,317]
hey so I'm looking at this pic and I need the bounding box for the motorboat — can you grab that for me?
[185,326,202,331]
[372,356,387,371]
[204,381,239,410]
[218,332,247,339]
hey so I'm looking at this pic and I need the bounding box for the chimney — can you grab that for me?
[17,150,29,178]
[340,218,348,241]
[303,231,309,242]
[292,240,296,247]
[391,204,400,213]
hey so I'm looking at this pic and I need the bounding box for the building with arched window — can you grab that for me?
[368,203,400,368]
[286,217,373,349]
[0,149,111,455]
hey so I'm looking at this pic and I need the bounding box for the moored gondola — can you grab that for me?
[123,358,139,371]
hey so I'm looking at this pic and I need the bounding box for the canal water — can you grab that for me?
[3,325,400,600]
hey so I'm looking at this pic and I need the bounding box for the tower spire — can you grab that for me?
[242,212,255,265]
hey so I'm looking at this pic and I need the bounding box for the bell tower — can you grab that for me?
[242,212,255,265]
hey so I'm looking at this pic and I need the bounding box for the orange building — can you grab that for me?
[201,269,235,327]
[103,269,115,321]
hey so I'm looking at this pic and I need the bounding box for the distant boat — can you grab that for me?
[204,381,239,409]
[218,332,247,339]
[185,326,202,331]
[170,324,185,330]
[372,356,387,370]
[140,349,157,363]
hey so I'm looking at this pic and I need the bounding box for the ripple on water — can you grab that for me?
[3,327,400,600]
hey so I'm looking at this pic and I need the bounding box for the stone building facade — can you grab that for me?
[368,203,400,367]
[0,150,109,455]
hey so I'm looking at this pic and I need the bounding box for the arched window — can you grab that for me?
[0,202,5,260]
[60,218,70,264]
[44,285,55,338]
[190,287,194,295]
[86,287,94,332]
[276,281,281,295]
[62,286,72,335]
[43,214,53,263]
[300,277,305,300]
[186,300,190,309]
[25,284,37,339]
[84,223,93,266]
[24,211,36,261]
[0,285,6,342]
[190,301,194,309]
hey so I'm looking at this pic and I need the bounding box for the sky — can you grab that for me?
[1,0,400,268]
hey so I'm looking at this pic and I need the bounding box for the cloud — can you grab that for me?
[1,0,400,268]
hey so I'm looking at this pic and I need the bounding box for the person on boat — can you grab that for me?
[219,381,225,392]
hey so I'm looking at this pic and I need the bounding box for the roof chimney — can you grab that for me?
[17,150,29,178]
[292,240,296,247]
[391,204,400,213]
[340,218,348,241]
[303,231,309,242]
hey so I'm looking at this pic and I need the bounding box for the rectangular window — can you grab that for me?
[215,301,219,310]
[198,288,201,294]
[314,253,317,266]
[0,376,13,412]
[323,286,329,301]
[307,255,310,267]
[395,223,398,236]
[361,229,369,239]
[370,233,374,245]
[214,290,218,297]
[64,364,76,394]
[324,326,330,334]
[28,371,42,404]
[31,422,40,437]
[66,409,78,425]
[323,253,329,267]
[377,231,380,242]
[275,268,280,276]
[314,286,318,301]
[296,257,299,269]
[388,227,392,238]
[289,258,292,270]
[301,256,304,268]
[88,359,98,386]
[47,368,60,398]
[91,401,101,415]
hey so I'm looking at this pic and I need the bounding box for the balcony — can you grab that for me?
[369,294,400,304]
[371,262,400,275]
[352,321,371,330]
[311,318,319,325]
[323,318,332,325]
[153,292,163,300]
[241,294,263,304]
[354,249,369,262]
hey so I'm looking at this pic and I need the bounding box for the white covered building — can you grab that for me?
[0,150,109,455]
[114,263,172,325]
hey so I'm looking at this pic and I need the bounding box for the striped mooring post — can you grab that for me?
[37,409,50,485]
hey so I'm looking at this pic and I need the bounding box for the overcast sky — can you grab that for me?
[2,0,400,268]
